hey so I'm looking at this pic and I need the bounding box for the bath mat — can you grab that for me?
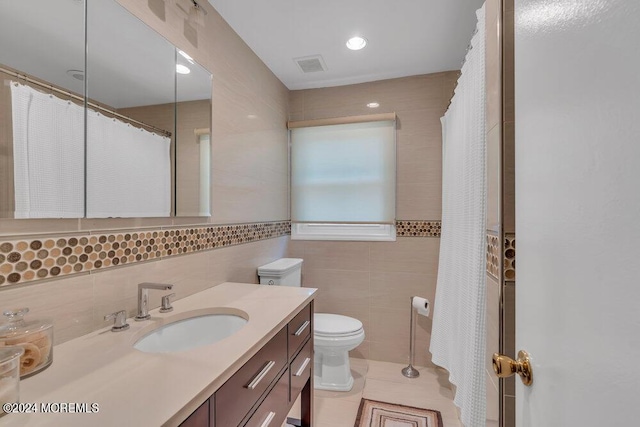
[354,399,443,427]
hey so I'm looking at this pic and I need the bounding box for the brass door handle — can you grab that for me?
[492,350,533,386]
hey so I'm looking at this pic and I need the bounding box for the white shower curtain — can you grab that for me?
[429,4,487,427]
[11,83,170,218]
[11,83,85,218]
[86,110,171,218]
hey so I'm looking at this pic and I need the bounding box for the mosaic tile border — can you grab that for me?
[504,233,516,281]
[487,232,500,280]
[395,220,441,237]
[0,221,290,288]
[0,219,441,288]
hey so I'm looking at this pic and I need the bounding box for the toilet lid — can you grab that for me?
[314,313,363,335]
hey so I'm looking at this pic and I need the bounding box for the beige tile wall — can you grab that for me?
[2,235,288,345]
[502,0,516,425]
[288,73,457,365]
[486,273,501,427]
[288,238,440,366]
[485,0,517,425]
[0,70,16,218]
[485,0,503,425]
[0,0,290,344]
[503,0,516,235]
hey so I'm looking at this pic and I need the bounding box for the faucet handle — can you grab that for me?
[160,293,176,313]
[104,310,130,332]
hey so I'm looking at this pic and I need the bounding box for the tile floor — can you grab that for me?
[285,358,462,427]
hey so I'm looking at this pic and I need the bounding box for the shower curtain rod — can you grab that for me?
[1,66,172,138]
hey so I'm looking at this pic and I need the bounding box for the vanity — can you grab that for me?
[182,299,313,427]
[0,283,316,427]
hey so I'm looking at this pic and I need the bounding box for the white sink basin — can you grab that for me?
[134,313,248,353]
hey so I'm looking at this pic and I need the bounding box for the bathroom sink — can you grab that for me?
[134,313,248,353]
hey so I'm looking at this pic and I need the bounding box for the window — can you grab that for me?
[289,115,396,241]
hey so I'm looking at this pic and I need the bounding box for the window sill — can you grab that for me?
[291,223,396,242]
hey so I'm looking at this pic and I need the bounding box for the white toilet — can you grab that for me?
[258,258,365,392]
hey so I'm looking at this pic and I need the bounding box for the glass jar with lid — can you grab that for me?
[0,308,53,378]
[0,346,24,416]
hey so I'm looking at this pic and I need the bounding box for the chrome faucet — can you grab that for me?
[135,282,174,321]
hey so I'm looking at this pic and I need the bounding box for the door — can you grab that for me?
[514,1,640,426]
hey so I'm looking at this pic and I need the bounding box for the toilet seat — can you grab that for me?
[314,313,363,337]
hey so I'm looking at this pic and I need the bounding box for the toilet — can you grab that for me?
[258,258,365,392]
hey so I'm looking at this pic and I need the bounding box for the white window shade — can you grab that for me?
[291,120,396,224]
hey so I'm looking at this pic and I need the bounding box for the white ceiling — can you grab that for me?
[207,0,485,90]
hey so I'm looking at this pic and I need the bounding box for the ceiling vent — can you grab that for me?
[293,55,327,73]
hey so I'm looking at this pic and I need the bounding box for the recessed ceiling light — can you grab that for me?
[367,102,380,108]
[176,64,191,74]
[178,50,195,64]
[346,36,367,51]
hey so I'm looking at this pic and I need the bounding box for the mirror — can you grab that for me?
[0,0,86,218]
[86,0,176,218]
[0,0,212,219]
[176,56,212,217]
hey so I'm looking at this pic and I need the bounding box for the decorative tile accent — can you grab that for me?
[0,219,442,288]
[395,220,441,237]
[487,232,500,280]
[0,221,290,288]
[504,233,516,281]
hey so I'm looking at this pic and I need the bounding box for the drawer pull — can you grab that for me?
[260,411,276,427]
[293,320,310,337]
[246,360,276,390]
[294,357,311,377]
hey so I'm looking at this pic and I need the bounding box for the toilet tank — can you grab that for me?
[257,258,303,287]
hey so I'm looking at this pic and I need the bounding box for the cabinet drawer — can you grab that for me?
[215,327,287,427]
[288,304,311,360]
[289,338,312,404]
[243,369,289,427]
[179,399,209,427]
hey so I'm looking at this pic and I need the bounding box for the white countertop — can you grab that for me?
[0,282,316,426]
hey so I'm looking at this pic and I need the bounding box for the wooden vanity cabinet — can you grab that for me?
[179,301,314,427]
[179,400,210,427]
[288,303,311,359]
[215,327,288,427]
[243,367,290,427]
[290,339,312,403]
